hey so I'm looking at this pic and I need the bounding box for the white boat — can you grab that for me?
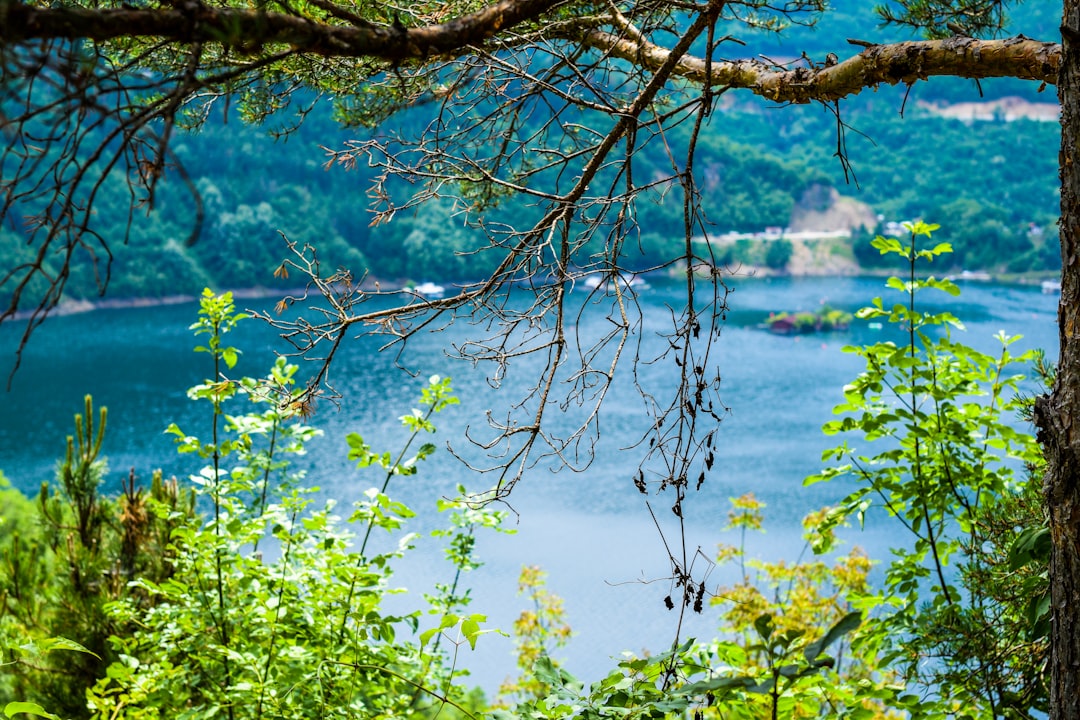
[413,281,446,298]
[1042,280,1062,294]
[581,273,650,291]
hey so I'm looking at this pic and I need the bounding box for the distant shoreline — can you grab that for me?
[14,287,299,321]
[15,268,1062,322]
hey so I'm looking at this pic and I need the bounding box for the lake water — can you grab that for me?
[0,275,1060,692]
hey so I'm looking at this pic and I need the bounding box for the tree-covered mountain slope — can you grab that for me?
[0,0,1060,307]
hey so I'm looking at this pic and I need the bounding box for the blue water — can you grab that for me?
[0,276,1060,691]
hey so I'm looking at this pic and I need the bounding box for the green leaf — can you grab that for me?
[421,614,465,646]
[677,675,756,696]
[5,702,59,719]
[747,677,775,694]
[804,611,861,663]
[1009,526,1051,570]
[19,636,101,661]
[1027,591,1052,631]
[420,625,445,648]
[925,277,961,296]
[35,636,101,659]
[753,613,774,642]
[532,655,565,686]
[460,615,482,650]
[870,236,905,256]
[907,220,940,236]
[777,660,833,682]
[885,277,909,293]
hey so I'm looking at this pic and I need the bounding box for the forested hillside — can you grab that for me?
[0,0,1060,307]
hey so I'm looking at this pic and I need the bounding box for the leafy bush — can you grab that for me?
[766,305,852,334]
[0,398,194,717]
[764,239,793,270]
[495,224,1048,719]
[496,566,573,706]
[83,291,506,719]
[1,291,507,720]
[808,222,1049,713]
[494,494,907,720]
[0,233,1052,718]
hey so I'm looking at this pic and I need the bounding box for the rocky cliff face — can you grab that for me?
[788,184,877,233]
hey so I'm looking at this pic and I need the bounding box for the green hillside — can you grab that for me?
[0,0,1061,306]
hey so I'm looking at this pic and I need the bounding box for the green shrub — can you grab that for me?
[808,222,1049,713]
[764,239,793,269]
[82,291,505,720]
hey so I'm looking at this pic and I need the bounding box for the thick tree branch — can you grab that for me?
[580,31,1061,101]
[0,0,567,60]
[1,0,1060,96]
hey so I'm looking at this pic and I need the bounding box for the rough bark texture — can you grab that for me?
[0,0,565,60]
[581,31,1060,101]
[1036,1,1080,718]
[0,0,1062,90]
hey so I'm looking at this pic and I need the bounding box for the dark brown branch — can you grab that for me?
[1,0,568,61]
[3,0,1059,97]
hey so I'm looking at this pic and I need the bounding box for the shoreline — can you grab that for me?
[12,286,312,321]
[15,268,1063,321]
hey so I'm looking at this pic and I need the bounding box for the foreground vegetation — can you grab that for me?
[0,226,1050,718]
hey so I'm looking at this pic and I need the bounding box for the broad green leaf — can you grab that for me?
[460,615,482,650]
[222,347,240,368]
[5,702,59,719]
[804,611,862,663]
[753,613,774,642]
[677,675,756,696]
[35,637,101,659]
[1009,526,1051,570]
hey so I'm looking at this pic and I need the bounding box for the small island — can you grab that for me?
[765,305,853,334]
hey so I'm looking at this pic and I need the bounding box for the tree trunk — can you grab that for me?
[1036,2,1080,718]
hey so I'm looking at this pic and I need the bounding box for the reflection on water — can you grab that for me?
[0,276,1059,690]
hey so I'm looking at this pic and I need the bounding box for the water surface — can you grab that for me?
[0,276,1059,690]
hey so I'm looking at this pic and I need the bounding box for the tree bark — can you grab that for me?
[0,0,565,60]
[0,0,1062,89]
[579,31,1059,101]
[1035,2,1080,719]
